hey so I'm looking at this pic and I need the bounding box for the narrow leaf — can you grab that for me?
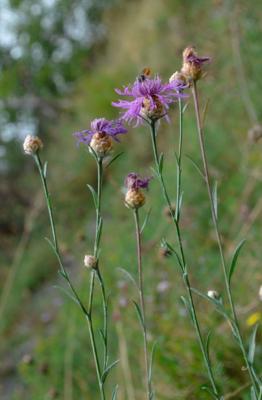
[43,161,48,178]
[186,155,205,181]
[212,181,218,219]
[180,296,192,320]
[248,324,259,365]
[106,152,124,168]
[228,239,246,284]
[140,208,152,234]
[101,359,119,383]
[201,385,218,399]
[112,385,118,400]
[205,330,212,361]
[159,152,164,173]
[86,184,97,208]
[148,341,157,383]
[53,285,78,305]
[133,300,145,329]
[251,386,256,400]
[118,267,138,290]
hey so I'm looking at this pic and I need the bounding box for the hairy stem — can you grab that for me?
[192,81,259,397]
[134,209,152,400]
[149,117,220,398]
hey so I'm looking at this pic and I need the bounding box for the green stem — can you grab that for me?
[149,120,220,398]
[192,81,259,397]
[134,209,151,400]
[34,153,105,400]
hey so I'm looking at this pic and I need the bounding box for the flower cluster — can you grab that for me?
[124,173,151,209]
[112,74,187,125]
[74,118,127,157]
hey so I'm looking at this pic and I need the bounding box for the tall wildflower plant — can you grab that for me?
[113,72,221,397]
[124,173,153,400]
[24,117,127,400]
[182,46,261,398]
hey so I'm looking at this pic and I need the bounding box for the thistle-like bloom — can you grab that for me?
[124,173,151,209]
[181,46,210,82]
[112,75,186,125]
[23,135,43,155]
[74,118,127,157]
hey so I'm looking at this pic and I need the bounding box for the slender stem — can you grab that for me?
[133,209,151,400]
[149,120,220,397]
[34,153,105,400]
[175,98,183,222]
[192,81,259,397]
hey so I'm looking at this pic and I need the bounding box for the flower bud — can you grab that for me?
[207,290,219,300]
[125,188,145,209]
[181,46,210,82]
[169,71,187,84]
[90,132,112,157]
[23,135,43,155]
[84,254,97,269]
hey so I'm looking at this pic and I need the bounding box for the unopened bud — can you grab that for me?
[90,132,112,157]
[125,188,145,209]
[169,71,187,84]
[23,135,43,155]
[84,254,97,269]
[207,290,219,300]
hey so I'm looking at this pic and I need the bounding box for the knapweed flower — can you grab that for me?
[112,74,186,125]
[84,254,97,269]
[23,135,43,155]
[124,173,151,209]
[181,46,210,82]
[74,118,127,157]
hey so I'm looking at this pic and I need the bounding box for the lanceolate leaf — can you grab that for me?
[248,324,259,365]
[140,207,152,234]
[118,267,138,289]
[87,184,97,208]
[212,181,218,220]
[149,341,158,383]
[133,300,145,329]
[111,385,118,400]
[228,239,246,284]
[106,152,124,168]
[159,152,164,173]
[101,359,119,383]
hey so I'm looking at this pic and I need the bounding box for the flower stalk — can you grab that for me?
[148,115,220,398]
[192,80,260,397]
[133,208,152,400]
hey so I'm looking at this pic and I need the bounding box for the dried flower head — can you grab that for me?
[23,135,43,155]
[113,74,186,125]
[181,46,210,82]
[207,290,220,300]
[84,254,97,269]
[74,118,127,157]
[124,173,151,209]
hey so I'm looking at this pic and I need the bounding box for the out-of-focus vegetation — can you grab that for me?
[0,0,261,399]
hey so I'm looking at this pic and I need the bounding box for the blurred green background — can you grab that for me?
[0,0,261,399]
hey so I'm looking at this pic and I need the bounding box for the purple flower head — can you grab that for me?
[125,173,151,190]
[74,118,127,145]
[112,75,187,126]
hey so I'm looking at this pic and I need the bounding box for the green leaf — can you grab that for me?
[148,341,157,383]
[43,161,48,178]
[86,184,97,208]
[228,239,246,284]
[205,330,212,361]
[201,385,218,399]
[212,181,218,219]
[159,152,164,173]
[112,385,118,400]
[118,267,138,290]
[186,155,205,181]
[248,324,259,365]
[101,359,119,383]
[140,208,152,234]
[133,300,145,329]
[106,152,124,168]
